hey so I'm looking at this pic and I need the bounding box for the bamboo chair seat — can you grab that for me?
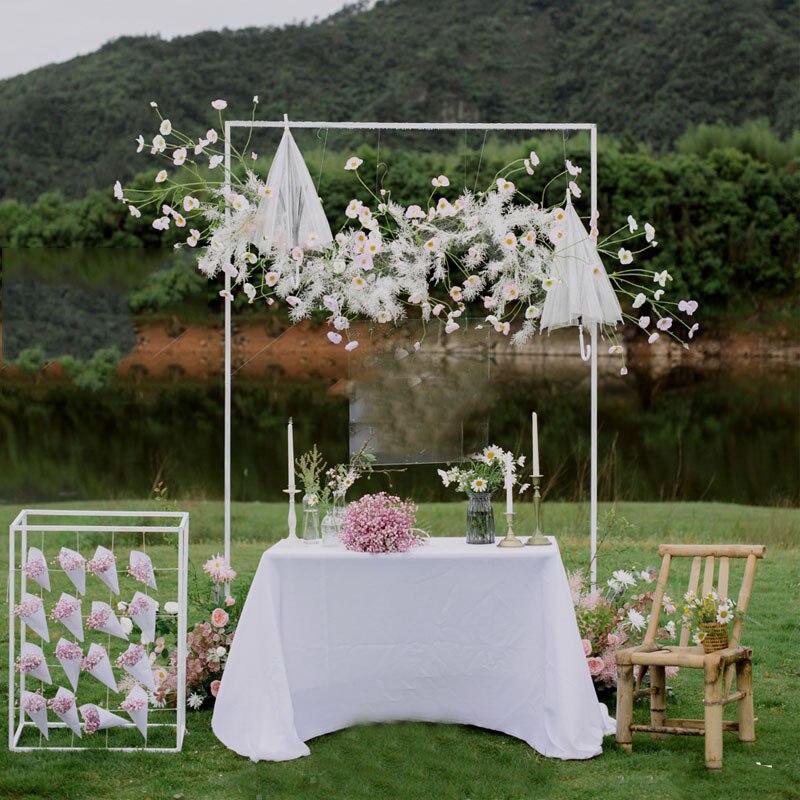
[615,543,765,770]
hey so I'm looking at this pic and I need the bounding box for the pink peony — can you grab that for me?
[210,680,221,697]
[586,656,605,676]
[581,638,592,656]
[211,608,229,628]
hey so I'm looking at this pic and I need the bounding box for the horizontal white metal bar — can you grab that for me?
[11,746,182,752]
[226,120,596,132]
[20,509,189,519]
[12,525,184,533]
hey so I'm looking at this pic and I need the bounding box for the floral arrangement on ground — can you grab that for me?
[115,98,701,372]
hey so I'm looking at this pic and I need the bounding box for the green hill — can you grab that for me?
[0,0,797,200]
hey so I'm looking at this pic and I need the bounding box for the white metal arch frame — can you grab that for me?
[224,120,600,588]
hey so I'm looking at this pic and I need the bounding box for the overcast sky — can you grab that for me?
[0,0,353,80]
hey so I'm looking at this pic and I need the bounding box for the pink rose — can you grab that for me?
[607,632,620,647]
[210,679,221,697]
[587,656,605,676]
[211,608,229,628]
[224,596,235,607]
[581,638,592,657]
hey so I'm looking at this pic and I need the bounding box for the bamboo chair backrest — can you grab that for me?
[643,544,766,648]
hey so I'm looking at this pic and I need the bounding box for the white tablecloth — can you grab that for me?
[212,536,614,762]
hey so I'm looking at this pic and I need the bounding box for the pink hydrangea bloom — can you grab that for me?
[340,493,421,553]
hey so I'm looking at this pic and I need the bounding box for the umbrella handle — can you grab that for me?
[578,325,591,362]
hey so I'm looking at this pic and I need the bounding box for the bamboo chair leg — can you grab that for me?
[704,661,725,770]
[650,665,666,738]
[737,659,755,743]
[616,664,634,751]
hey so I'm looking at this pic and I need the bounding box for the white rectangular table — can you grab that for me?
[212,536,614,761]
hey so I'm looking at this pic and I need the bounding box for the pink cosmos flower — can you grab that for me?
[211,608,229,628]
[210,680,221,697]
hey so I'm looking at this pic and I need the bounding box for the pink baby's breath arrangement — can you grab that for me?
[127,595,154,617]
[22,692,47,714]
[203,554,237,585]
[55,639,82,661]
[48,694,75,715]
[127,558,154,584]
[81,646,108,672]
[15,652,44,673]
[116,644,146,669]
[340,493,422,554]
[86,607,111,630]
[22,557,46,580]
[120,695,146,712]
[13,596,42,618]
[49,596,80,621]
[54,548,85,573]
[83,705,100,735]
[87,551,115,576]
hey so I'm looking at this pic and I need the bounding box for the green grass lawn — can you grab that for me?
[1,500,798,800]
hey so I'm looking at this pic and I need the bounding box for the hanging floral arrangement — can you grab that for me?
[115,99,700,372]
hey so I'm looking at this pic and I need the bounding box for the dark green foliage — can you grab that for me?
[0,0,797,200]
[59,347,121,392]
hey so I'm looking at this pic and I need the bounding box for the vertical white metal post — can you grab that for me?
[589,125,599,590]
[223,123,232,569]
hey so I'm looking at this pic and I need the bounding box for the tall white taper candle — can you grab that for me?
[505,453,513,514]
[532,412,540,475]
[288,418,295,491]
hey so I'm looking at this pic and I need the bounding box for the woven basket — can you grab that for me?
[699,621,729,653]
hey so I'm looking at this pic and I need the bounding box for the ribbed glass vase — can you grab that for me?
[465,492,495,544]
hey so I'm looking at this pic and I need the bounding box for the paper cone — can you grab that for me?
[118,646,156,690]
[55,639,83,691]
[19,642,52,685]
[128,550,157,590]
[58,548,86,595]
[49,687,82,737]
[24,547,50,592]
[122,685,149,738]
[89,545,119,595]
[88,601,128,641]
[18,593,49,642]
[84,644,117,693]
[53,592,84,641]
[80,704,128,734]
[128,591,158,642]
[21,691,49,739]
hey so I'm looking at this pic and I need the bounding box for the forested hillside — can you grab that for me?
[0,0,797,200]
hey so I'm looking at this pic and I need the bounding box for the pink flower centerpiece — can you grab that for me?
[340,493,423,553]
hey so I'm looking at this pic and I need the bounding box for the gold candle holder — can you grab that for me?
[526,474,551,546]
[497,510,524,548]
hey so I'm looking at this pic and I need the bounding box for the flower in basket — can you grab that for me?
[203,554,236,585]
[340,493,422,553]
[682,589,737,650]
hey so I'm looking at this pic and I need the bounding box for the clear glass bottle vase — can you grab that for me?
[321,492,346,546]
[465,491,495,544]
[302,493,321,543]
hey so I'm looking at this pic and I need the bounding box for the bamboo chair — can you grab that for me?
[615,544,765,770]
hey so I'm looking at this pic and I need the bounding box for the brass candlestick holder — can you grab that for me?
[526,474,551,546]
[497,510,524,548]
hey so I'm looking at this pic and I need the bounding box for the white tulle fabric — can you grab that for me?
[250,128,333,253]
[541,195,622,333]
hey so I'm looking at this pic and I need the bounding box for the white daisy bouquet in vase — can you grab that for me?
[682,589,737,654]
[438,445,527,545]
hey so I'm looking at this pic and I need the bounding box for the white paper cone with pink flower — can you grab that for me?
[22,546,50,592]
[127,591,158,642]
[80,703,127,735]
[54,639,83,691]
[115,643,156,690]
[121,685,149,738]
[81,643,117,692]
[13,592,49,641]
[54,547,86,595]
[15,642,52,684]
[49,592,83,641]
[86,600,128,640]
[127,550,157,590]
[48,687,82,737]
[87,545,119,594]
[21,690,49,738]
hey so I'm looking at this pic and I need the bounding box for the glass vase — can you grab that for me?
[321,492,346,546]
[302,493,321,543]
[465,492,495,544]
